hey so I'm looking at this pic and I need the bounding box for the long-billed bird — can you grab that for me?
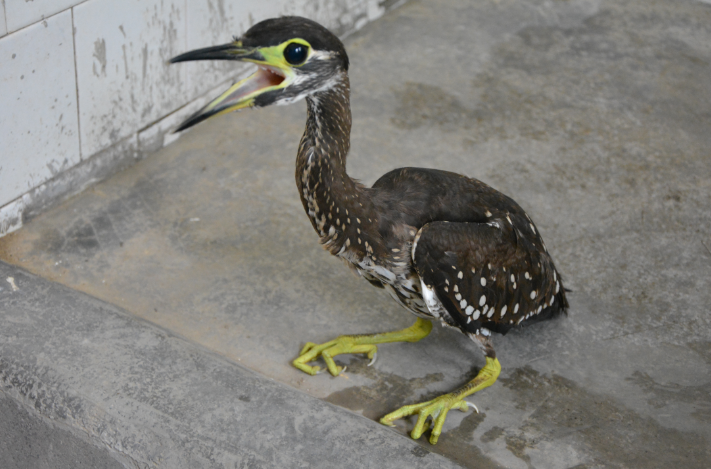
[171,16,568,445]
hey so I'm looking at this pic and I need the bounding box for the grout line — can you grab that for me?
[0,0,405,218]
[1,0,90,37]
[136,71,247,135]
[2,0,8,36]
[71,7,83,160]
[181,0,185,96]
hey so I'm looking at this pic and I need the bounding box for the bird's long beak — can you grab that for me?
[170,41,292,131]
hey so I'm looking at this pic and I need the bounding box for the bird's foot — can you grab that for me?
[380,356,501,445]
[380,394,475,445]
[292,336,378,377]
[292,319,433,377]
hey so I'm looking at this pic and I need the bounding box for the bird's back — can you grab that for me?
[368,167,568,335]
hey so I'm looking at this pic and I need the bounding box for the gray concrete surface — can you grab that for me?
[0,0,710,467]
[0,392,125,469]
[0,261,460,468]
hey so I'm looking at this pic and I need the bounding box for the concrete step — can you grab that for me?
[0,261,461,468]
[1,0,710,467]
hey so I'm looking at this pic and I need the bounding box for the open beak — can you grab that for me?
[170,42,291,131]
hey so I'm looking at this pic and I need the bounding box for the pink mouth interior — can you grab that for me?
[225,67,285,104]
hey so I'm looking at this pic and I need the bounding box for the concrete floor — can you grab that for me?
[1,0,710,467]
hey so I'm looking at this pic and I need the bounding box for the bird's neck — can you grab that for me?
[296,74,369,254]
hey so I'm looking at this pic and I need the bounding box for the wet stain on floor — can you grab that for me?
[1,0,710,467]
[501,367,711,468]
[436,412,505,469]
[324,358,445,421]
[325,358,504,469]
[627,370,711,424]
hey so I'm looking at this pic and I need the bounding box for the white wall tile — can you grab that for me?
[74,0,187,158]
[0,10,80,207]
[0,0,395,231]
[4,0,84,33]
[184,0,281,101]
[137,78,243,154]
[0,1,7,37]
[183,0,384,102]
[282,0,383,34]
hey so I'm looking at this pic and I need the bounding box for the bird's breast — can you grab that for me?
[339,248,432,319]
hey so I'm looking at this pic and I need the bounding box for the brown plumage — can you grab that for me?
[295,73,567,349]
[171,16,568,444]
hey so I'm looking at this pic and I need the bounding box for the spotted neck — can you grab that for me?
[296,74,372,255]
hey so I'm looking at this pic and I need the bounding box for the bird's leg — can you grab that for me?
[380,338,501,445]
[292,318,432,376]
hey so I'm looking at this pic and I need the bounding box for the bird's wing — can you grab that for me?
[412,217,564,335]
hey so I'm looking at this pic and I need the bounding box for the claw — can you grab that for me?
[377,356,500,445]
[338,365,347,376]
[380,418,397,427]
[368,352,377,366]
[464,400,479,413]
[315,367,327,374]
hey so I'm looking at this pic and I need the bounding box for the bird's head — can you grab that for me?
[171,16,348,132]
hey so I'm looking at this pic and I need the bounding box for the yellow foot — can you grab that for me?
[380,356,501,445]
[380,393,476,444]
[292,319,433,377]
[292,336,378,377]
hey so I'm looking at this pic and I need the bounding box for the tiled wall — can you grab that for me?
[0,0,400,236]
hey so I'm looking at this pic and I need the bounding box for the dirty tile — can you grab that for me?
[0,10,80,207]
[0,3,7,37]
[137,90,216,153]
[184,0,279,101]
[4,0,710,467]
[283,0,385,34]
[73,0,186,158]
[183,0,387,102]
[0,197,23,236]
[4,0,82,33]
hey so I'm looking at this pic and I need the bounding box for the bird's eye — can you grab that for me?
[284,43,308,65]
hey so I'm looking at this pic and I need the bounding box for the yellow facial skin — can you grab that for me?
[198,39,313,118]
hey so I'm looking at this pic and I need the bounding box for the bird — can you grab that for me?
[170,16,568,445]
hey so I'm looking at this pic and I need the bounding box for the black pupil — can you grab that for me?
[284,43,308,64]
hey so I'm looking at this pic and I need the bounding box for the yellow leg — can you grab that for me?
[292,318,433,376]
[380,356,501,445]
